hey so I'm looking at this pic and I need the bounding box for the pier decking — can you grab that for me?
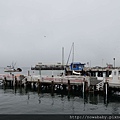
[1,68,120,96]
[0,73,91,94]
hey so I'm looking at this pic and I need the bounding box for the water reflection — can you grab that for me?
[0,87,120,114]
[111,103,119,114]
[38,94,41,104]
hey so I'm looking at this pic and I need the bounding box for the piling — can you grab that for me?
[24,78,28,87]
[51,81,54,95]
[37,79,41,93]
[83,81,85,93]
[74,85,77,92]
[14,76,17,87]
[62,84,66,91]
[13,76,15,87]
[68,80,71,91]
[83,78,86,93]
[104,82,109,106]
[33,82,36,89]
[3,77,7,86]
[19,79,22,87]
[104,82,109,95]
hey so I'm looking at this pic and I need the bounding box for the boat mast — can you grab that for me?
[66,42,74,65]
[72,42,74,63]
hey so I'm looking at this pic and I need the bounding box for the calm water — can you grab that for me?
[0,67,120,114]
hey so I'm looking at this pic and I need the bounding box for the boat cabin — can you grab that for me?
[70,62,85,71]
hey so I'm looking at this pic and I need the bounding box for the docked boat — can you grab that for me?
[65,62,86,75]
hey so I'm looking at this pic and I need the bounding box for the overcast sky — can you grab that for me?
[0,0,120,67]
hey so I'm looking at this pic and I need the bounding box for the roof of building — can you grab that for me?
[71,62,85,65]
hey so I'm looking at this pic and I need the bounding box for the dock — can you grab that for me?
[1,68,120,96]
[0,73,106,96]
[0,73,93,94]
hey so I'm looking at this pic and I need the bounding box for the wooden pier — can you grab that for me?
[21,75,90,94]
[1,68,120,96]
[0,74,91,94]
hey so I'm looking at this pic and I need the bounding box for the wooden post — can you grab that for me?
[51,81,54,96]
[13,75,15,87]
[104,82,109,95]
[14,76,17,87]
[106,83,107,95]
[20,78,22,87]
[67,80,70,99]
[74,85,77,92]
[83,78,86,93]
[4,77,7,87]
[83,81,85,93]
[85,81,88,92]
[33,82,36,89]
[62,84,66,91]
[104,82,109,106]
[68,80,71,91]
[24,78,27,88]
[37,79,41,93]
[68,80,71,99]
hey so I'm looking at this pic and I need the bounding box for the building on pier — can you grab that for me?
[31,62,64,70]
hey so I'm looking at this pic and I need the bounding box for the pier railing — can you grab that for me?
[24,75,88,85]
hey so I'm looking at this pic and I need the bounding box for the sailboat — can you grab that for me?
[65,42,85,75]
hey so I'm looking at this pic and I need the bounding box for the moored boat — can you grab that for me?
[4,64,22,72]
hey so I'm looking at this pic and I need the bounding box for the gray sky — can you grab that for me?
[0,0,120,67]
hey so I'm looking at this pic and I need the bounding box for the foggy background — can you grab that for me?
[0,0,120,67]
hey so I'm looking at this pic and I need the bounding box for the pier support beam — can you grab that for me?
[13,75,15,87]
[83,81,85,93]
[68,80,71,99]
[104,82,109,95]
[68,80,71,92]
[74,85,77,92]
[23,78,27,88]
[51,81,54,96]
[37,79,41,94]
[15,76,17,87]
[83,78,86,93]
[33,82,36,89]
[103,82,109,106]
[3,77,7,87]
[62,84,66,91]
[85,81,88,92]
[19,79,22,87]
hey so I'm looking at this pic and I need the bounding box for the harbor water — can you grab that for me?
[0,67,120,114]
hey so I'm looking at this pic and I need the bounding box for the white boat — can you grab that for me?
[4,67,22,72]
[4,63,22,72]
